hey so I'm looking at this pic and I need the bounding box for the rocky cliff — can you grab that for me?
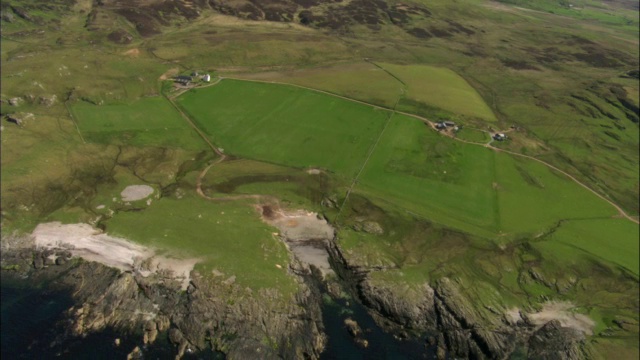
[1,247,325,359]
[326,238,592,360]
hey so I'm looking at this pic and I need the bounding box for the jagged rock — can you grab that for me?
[6,114,24,126]
[436,344,446,360]
[321,195,338,208]
[169,328,185,345]
[186,282,197,294]
[362,221,383,235]
[33,257,44,269]
[5,112,34,127]
[358,278,436,329]
[344,318,362,337]
[354,338,369,348]
[1,12,14,23]
[434,277,514,359]
[528,320,586,360]
[9,97,21,106]
[38,95,57,107]
[55,256,67,265]
[10,6,32,22]
[126,346,142,360]
[143,320,159,344]
[156,315,171,332]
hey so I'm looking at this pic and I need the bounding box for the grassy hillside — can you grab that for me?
[72,96,205,150]
[355,113,617,237]
[105,193,297,294]
[1,0,638,356]
[380,63,498,122]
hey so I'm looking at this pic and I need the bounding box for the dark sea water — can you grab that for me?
[320,295,435,360]
[2,278,432,360]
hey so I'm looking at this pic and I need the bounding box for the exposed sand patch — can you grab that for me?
[33,222,198,290]
[260,206,335,276]
[504,307,523,325]
[306,168,322,175]
[159,67,179,81]
[527,301,595,335]
[121,185,154,202]
[123,48,140,57]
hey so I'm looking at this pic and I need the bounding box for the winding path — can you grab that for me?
[168,76,639,225]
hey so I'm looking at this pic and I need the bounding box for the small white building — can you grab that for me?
[202,74,211,82]
[493,133,507,141]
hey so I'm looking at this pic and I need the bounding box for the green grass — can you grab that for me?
[229,61,403,108]
[547,218,639,275]
[355,113,617,238]
[105,193,298,295]
[176,79,390,180]
[356,113,498,237]
[455,127,490,143]
[378,63,498,122]
[202,158,340,212]
[494,155,617,234]
[71,96,206,150]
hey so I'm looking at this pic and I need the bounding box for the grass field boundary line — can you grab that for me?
[220,77,394,112]
[163,94,224,157]
[367,60,408,88]
[334,97,402,223]
[554,238,638,277]
[64,99,86,144]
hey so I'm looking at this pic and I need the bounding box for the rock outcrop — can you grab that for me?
[1,247,325,359]
[329,236,588,360]
[528,320,588,360]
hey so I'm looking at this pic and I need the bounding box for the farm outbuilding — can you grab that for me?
[175,75,192,85]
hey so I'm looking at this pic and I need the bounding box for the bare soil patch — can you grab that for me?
[123,48,140,57]
[260,206,335,276]
[159,67,180,80]
[121,185,154,201]
[33,222,198,290]
[527,301,595,335]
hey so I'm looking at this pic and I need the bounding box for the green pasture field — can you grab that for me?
[354,113,617,238]
[228,61,403,108]
[378,63,498,122]
[355,113,498,237]
[494,155,617,234]
[546,218,639,276]
[176,79,390,180]
[455,127,489,143]
[71,96,206,150]
[104,193,297,295]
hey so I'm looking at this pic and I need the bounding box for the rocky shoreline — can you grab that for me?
[326,237,594,360]
[1,227,593,359]
[1,246,325,359]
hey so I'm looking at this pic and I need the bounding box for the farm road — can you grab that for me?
[171,77,639,225]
